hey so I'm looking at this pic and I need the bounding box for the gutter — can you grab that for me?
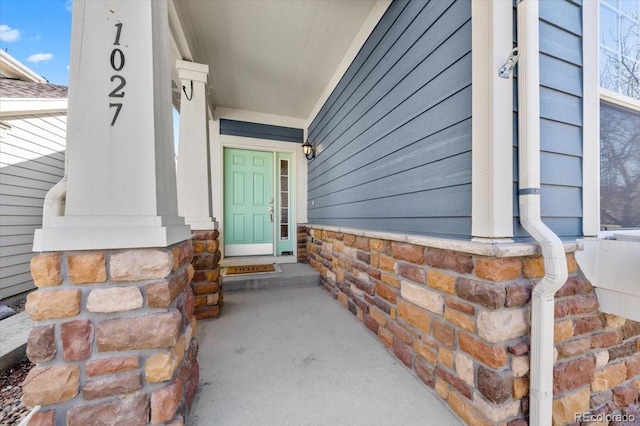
[516,1,568,425]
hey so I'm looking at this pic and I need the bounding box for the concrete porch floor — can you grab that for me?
[190,285,464,426]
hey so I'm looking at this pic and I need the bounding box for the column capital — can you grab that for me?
[176,60,209,83]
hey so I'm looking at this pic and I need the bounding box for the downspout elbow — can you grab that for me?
[42,176,67,228]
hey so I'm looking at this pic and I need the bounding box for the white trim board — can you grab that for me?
[470,1,514,240]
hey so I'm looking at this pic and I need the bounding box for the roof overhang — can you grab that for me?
[169,0,390,124]
[0,98,68,118]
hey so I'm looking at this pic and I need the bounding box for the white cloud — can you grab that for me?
[29,35,41,42]
[66,1,73,13]
[26,53,53,63]
[0,25,21,42]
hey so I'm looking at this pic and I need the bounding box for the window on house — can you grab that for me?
[599,0,640,230]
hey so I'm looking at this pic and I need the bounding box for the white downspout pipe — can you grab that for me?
[516,1,569,425]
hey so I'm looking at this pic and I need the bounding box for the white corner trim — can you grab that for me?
[305,0,391,126]
[582,0,600,237]
[0,98,68,117]
[470,1,514,240]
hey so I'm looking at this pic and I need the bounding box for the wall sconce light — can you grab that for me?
[302,139,315,160]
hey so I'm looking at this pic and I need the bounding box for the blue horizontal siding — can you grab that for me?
[220,119,303,143]
[513,0,584,239]
[307,0,472,238]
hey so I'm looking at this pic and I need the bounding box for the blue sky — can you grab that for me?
[0,0,72,85]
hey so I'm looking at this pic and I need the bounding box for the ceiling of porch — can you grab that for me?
[171,0,379,121]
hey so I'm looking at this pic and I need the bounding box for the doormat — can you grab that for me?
[222,264,281,276]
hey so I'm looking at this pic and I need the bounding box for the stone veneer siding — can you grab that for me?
[191,230,223,319]
[23,241,199,426]
[304,226,640,426]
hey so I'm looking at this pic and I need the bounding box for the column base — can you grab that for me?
[34,216,191,251]
[184,217,218,231]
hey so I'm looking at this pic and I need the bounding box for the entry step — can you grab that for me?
[223,263,319,292]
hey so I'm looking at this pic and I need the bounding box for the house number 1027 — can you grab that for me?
[109,22,126,126]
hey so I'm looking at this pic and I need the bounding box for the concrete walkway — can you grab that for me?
[190,286,464,426]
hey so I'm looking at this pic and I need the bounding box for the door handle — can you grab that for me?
[269,206,274,223]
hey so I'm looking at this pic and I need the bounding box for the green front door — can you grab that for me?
[224,148,274,256]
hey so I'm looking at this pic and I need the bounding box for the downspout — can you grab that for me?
[516,1,569,425]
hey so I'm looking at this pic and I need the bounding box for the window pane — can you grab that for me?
[600,101,640,229]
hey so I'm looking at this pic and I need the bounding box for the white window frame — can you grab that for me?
[582,0,640,236]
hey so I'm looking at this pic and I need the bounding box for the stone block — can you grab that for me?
[171,241,193,270]
[556,276,591,298]
[22,364,80,407]
[379,255,396,272]
[355,236,369,251]
[415,356,435,388]
[557,337,591,359]
[445,298,475,316]
[627,353,640,379]
[437,365,471,399]
[595,350,610,369]
[26,325,56,364]
[512,355,530,378]
[194,305,220,320]
[433,319,455,348]
[66,393,149,426]
[456,352,475,387]
[553,356,595,394]
[444,306,475,332]
[554,319,575,342]
[473,393,521,423]
[514,376,529,399]
[378,327,393,348]
[523,256,544,278]
[151,379,182,424]
[83,372,142,400]
[28,410,55,426]
[26,289,81,321]
[508,340,530,356]
[414,338,438,365]
[438,347,455,369]
[555,294,599,318]
[400,281,443,314]
[448,390,492,426]
[30,253,62,287]
[192,240,205,253]
[97,310,181,351]
[456,278,505,309]
[604,314,627,330]
[391,242,425,264]
[424,249,473,274]
[477,307,529,343]
[609,341,637,361]
[375,281,397,303]
[146,350,180,383]
[612,382,638,408]
[110,249,173,282]
[207,293,220,305]
[86,356,139,377]
[477,365,513,403]
[552,386,590,426]
[398,263,426,284]
[397,300,431,335]
[206,267,220,282]
[380,272,400,288]
[87,286,143,313]
[621,320,640,340]
[147,269,190,308]
[205,240,219,254]
[505,281,533,307]
[61,319,94,361]
[427,269,455,294]
[392,337,413,367]
[370,238,384,252]
[435,377,451,400]
[574,314,604,335]
[475,257,522,282]
[370,307,387,326]
[459,332,507,368]
[387,320,416,345]
[67,253,107,284]
[592,362,627,392]
[591,330,622,349]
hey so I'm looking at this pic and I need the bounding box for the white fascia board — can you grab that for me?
[0,98,68,117]
[470,1,514,240]
[305,0,391,127]
[168,0,193,61]
[216,107,307,130]
[582,0,600,237]
[0,50,47,83]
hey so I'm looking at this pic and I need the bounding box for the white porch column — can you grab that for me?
[33,0,190,251]
[176,60,216,230]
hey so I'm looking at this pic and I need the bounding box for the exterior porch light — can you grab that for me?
[302,139,315,160]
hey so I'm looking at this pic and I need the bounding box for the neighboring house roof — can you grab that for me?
[0,49,48,83]
[0,79,68,99]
